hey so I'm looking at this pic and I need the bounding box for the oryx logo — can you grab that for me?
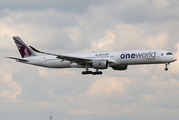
[14,39,32,58]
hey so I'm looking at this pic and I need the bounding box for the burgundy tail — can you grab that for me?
[13,36,36,58]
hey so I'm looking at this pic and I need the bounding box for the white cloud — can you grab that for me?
[148,77,179,89]
[142,94,156,102]
[113,23,170,50]
[0,69,21,102]
[152,0,169,10]
[38,68,75,79]
[169,42,179,74]
[34,101,52,109]
[0,90,20,102]
[67,110,95,115]
[91,30,115,49]
[65,20,88,44]
[83,23,170,52]
[85,76,130,96]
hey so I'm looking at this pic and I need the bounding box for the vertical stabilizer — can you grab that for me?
[13,36,36,58]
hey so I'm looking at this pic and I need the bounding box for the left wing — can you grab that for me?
[29,46,92,65]
[6,56,29,62]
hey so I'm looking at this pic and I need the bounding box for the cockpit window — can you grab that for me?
[166,52,173,55]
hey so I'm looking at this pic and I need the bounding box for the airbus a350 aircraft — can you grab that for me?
[7,37,177,75]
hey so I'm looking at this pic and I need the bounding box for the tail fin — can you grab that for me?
[13,36,36,58]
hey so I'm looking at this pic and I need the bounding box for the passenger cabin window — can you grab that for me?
[166,52,173,55]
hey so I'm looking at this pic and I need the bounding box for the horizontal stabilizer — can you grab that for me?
[6,56,29,62]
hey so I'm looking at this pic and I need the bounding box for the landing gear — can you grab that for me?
[82,69,103,75]
[164,63,169,71]
[82,71,92,75]
[82,68,92,75]
[92,71,103,75]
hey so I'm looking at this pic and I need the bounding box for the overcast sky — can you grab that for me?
[1,0,179,120]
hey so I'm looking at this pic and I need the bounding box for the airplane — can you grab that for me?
[6,36,177,75]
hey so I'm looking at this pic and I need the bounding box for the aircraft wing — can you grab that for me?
[29,46,92,65]
[6,56,29,62]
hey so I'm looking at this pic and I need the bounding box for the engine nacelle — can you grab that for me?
[92,60,109,69]
[111,65,128,71]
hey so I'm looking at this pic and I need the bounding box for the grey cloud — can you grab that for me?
[38,69,96,95]
[88,0,179,24]
[0,0,112,14]
[1,57,179,120]
[17,10,79,28]
[13,66,51,101]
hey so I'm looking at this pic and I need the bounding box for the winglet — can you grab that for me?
[29,46,56,56]
[29,46,43,53]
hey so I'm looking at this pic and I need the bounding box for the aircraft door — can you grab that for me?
[39,57,45,63]
[157,51,161,58]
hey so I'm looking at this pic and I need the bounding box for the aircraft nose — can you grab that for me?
[173,56,177,61]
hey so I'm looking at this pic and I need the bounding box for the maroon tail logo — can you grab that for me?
[99,63,102,66]
[14,39,32,58]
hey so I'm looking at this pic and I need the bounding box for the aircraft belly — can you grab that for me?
[55,61,71,68]
[46,60,82,68]
[29,59,70,68]
[46,60,70,68]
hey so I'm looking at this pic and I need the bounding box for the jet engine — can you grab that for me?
[111,65,128,71]
[92,60,109,69]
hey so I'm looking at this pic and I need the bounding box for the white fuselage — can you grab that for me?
[18,49,177,69]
